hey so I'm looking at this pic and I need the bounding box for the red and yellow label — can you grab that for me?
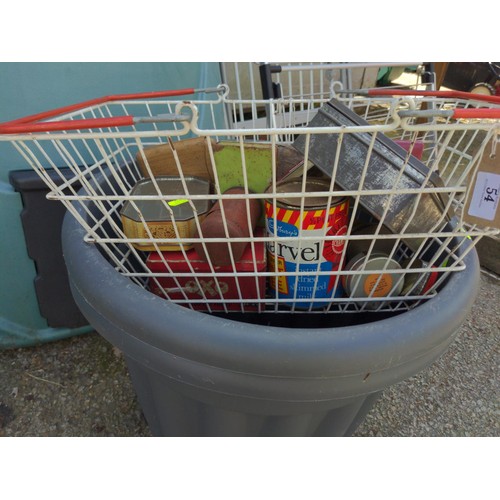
[264,197,350,307]
[265,201,348,231]
[267,252,288,294]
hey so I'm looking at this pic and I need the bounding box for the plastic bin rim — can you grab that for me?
[62,202,480,375]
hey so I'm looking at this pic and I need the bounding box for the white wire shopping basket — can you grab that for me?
[1,84,499,315]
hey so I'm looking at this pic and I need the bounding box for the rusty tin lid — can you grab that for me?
[121,176,211,222]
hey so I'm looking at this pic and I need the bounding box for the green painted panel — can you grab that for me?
[213,141,274,194]
[0,62,223,348]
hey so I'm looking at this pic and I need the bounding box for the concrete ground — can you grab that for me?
[354,269,499,437]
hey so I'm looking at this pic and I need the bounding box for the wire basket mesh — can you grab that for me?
[1,84,498,315]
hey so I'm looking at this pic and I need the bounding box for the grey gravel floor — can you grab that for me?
[355,270,499,437]
[0,271,498,437]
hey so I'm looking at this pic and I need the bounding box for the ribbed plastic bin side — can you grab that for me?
[61,175,481,437]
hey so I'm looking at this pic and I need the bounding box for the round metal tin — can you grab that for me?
[120,176,212,251]
[121,176,211,222]
[343,252,404,299]
[264,177,349,309]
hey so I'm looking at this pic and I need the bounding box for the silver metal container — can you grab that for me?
[121,176,211,251]
[342,252,404,302]
[292,98,455,252]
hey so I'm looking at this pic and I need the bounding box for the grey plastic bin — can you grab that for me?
[61,171,480,437]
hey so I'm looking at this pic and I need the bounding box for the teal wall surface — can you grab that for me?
[0,62,222,348]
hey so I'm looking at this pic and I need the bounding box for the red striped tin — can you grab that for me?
[265,178,349,308]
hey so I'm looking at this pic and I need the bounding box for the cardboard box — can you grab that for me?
[463,136,500,230]
[136,138,305,193]
[136,137,216,182]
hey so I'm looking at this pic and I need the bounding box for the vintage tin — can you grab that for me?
[264,178,349,309]
[292,98,456,253]
[121,176,211,252]
[193,187,262,267]
[146,229,266,312]
[400,258,439,297]
[342,252,404,304]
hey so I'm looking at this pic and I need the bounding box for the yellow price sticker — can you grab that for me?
[168,199,189,207]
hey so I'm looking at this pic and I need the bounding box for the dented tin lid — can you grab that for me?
[268,177,344,209]
[121,176,211,222]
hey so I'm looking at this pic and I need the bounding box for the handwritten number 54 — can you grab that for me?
[484,186,498,203]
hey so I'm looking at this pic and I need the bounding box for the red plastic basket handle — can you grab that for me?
[0,116,137,134]
[399,107,500,120]
[363,88,500,106]
[450,108,500,119]
[358,89,500,119]
[0,87,218,134]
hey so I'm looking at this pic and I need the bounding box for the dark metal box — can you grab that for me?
[293,98,455,252]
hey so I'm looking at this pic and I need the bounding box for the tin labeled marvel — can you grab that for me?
[265,178,349,309]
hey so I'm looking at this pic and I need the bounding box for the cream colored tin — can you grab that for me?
[121,176,211,251]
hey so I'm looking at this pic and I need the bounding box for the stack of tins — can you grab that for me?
[124,175,438,312]
[146,186,266,311]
